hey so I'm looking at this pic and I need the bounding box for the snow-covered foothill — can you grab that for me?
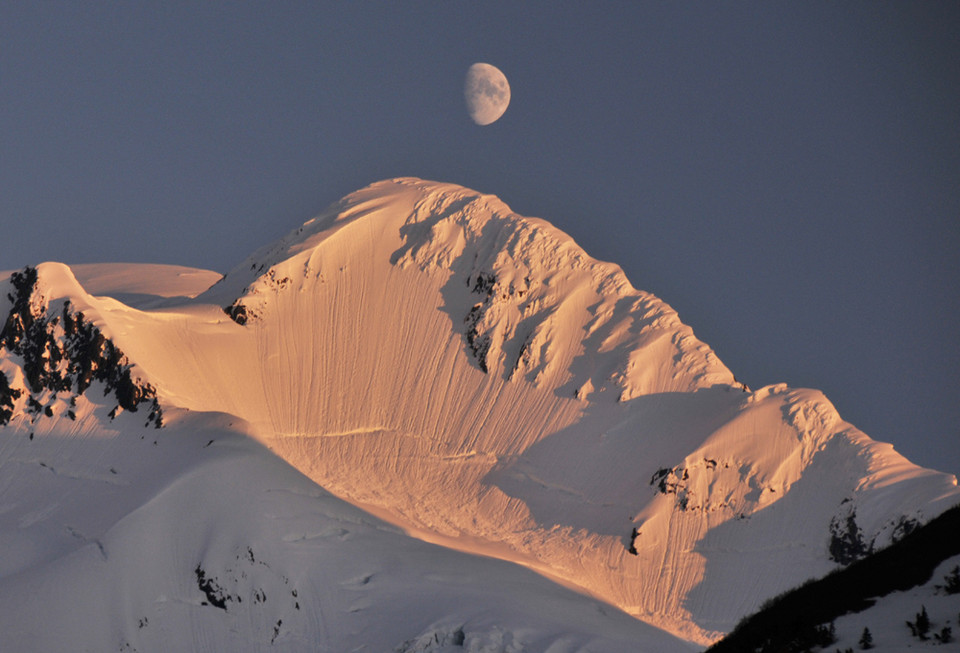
[828,555,960,652]
[0,408,691,652]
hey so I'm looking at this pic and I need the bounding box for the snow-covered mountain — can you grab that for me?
[1,177,957,650]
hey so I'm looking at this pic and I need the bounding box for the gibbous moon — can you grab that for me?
[464,63,510,126]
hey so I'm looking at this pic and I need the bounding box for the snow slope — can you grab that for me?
[1,177,957,648]
[828,555,960,651]
[70,262,222,308]
[0,409,691,652]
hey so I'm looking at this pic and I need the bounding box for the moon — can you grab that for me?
[464,63,510,126]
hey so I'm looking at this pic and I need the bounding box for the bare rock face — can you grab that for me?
[0,266,162,428]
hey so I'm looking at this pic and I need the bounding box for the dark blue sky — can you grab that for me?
[2,3,958,476]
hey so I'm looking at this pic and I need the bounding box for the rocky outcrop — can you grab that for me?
[0,267,162,427]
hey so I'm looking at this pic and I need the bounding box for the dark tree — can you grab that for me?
[934,626,953,644]
[858,626,873,649]
[813,622,837,647]
[942,565,960,594]
[907,605,930,640]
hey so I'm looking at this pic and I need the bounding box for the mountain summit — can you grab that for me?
[1,178,957,650]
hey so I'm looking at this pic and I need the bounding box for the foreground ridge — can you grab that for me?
[708,503,960,653]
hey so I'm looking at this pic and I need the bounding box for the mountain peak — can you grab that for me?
[206,177,733,398]
[203,178,463,302]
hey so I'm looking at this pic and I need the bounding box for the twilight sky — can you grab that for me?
[2,3,958,476]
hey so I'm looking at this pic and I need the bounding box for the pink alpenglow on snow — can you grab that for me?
[0,178,956,650]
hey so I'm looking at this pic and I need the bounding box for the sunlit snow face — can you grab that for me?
[464,63,510,125]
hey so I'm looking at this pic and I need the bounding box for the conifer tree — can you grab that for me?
[917,605,930,639]
[942,565,960,594]
[907,605,930,640]
[934,626,952,644]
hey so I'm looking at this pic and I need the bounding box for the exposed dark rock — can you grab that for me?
[890,515,919,543]
[224,301,249,325]
[195,565,230,610]
[0,268,163,428]
[464,304,490,372]
[829,509,871,565]
[650,467,672,493]
[650,466,690,496]
[2,267,40,351]
[471,272,496,297]
[0,370,21,425]
[459,271,542,377]
[462,272,500,373]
